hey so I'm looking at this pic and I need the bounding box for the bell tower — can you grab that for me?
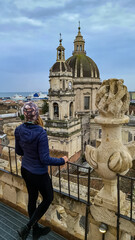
[45,35,82,160]
[48,34,74,120]
[57,33,65,61]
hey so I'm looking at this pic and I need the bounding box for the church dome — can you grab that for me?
[66,24,100,78]
[51,61,71,73]
[66,54,100,78]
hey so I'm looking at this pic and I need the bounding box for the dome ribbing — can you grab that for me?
[66,54,100,78]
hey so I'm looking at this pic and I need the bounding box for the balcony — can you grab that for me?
[0,144,135,240]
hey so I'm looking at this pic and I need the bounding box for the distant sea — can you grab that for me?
[0,92,48,98]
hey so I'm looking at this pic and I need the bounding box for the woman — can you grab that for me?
[15,102,68,240]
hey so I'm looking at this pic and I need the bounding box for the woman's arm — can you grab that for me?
[14,128,24,156]
[38,131,67,166]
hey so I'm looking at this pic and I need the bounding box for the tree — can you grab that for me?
[42,100,49,114]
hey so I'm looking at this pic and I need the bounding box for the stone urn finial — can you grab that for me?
[85,79,135,210]
[2,122,22,171]
[96,78,129,119]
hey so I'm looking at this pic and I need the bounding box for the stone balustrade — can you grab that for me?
[0,170,134,240]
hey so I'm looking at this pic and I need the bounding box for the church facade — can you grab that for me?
[45,26,101,160]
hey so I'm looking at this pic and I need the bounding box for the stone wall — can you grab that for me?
[0,170,134,240]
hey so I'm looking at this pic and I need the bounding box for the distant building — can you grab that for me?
[129,91,135,102]
[0,113,18,119]
[46,26,101,161]
[129,91,135,115]
[0,131,9,155]
[0,101,19,114]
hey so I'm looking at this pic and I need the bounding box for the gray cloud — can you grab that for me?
[0,0,135,91]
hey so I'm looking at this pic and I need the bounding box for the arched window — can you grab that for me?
[84,141,87,151]
[128,132,132,142]
[77,45,79,51]
[84,96,90,110]
[53,103,59,118]
[80,45,82,51]
[58,50,61,60]
[69,102,73,117]
[63,80,65,90]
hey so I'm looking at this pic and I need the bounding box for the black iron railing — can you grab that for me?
[50,162,91,240]
[1,143,135,240]
[50,162,91,203]
[0,144,19,176]
[117,174,135,240]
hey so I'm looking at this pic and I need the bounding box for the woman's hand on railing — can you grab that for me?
[62,156,68,163]
[19,156,23,161]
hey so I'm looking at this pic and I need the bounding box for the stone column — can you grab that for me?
[85,78,135,210]
[2,122,22,171]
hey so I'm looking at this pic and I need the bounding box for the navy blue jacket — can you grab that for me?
[15,123,65,174]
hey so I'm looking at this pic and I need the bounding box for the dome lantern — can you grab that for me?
[73,22,86,55]
[57,33,65,61]
[50,34,72,74]
[66,24,100,79]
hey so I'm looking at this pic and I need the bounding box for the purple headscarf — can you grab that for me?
[23,102,39,122]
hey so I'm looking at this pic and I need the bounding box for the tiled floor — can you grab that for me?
[0,201,67,240]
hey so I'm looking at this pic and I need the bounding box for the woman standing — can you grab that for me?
[15,102,68,239]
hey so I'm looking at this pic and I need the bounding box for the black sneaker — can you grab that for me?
[32,225,51,240]
[17,225,30,240]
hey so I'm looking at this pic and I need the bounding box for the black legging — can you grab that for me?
[21,167,53,228]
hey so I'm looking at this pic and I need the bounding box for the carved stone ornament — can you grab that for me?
[96,78,129,119]
[85,79,135,210]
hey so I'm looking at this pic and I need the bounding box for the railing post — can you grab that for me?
[77,165,80,201]
[15,152,18,175]
[130,178,133,221]
[50,165,52,180]
[8,147,12,174]
[58,165,61,193]
[67,162,70,197]
[84,167,91,240]
[117,174,120,240]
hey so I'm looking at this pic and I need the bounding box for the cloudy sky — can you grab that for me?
[0,0,135,92]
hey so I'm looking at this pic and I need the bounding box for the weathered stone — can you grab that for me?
[12,176,24,190]
[0,183,3,196]
[88,223,101,240]
[45,204,56,222]
[16,189,28,209]
[3,184,16,204]
[53,192,86,215]
[0,171,135,239]
[85,79,134,210]
[120,218,135,236]
[90,205,117,227]
[3,122,21,139]
[79,215,89,233]
[51,205,67,229]
[88,222,118,240]
[1,172,13,185]
[120,232,132,240]
[95,79,129,118]
[1,122,22,172]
